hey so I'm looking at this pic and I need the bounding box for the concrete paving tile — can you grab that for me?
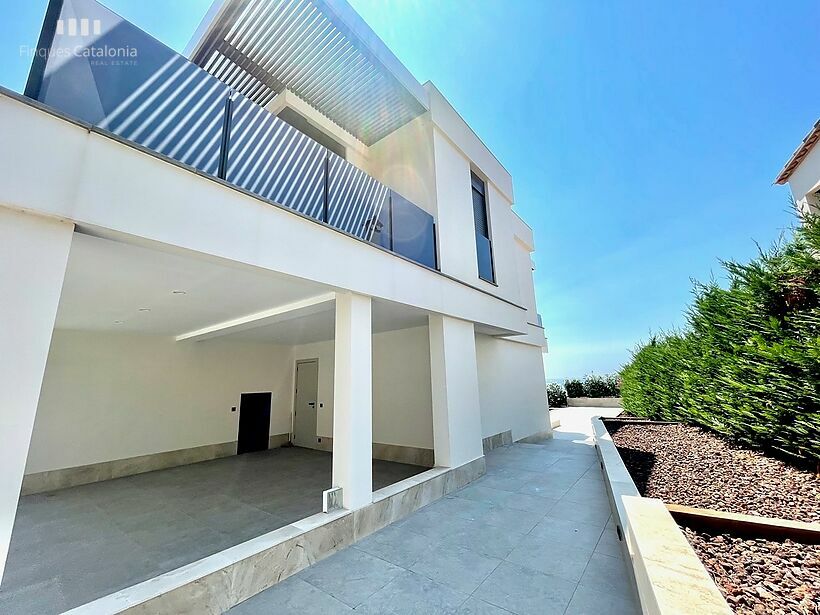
[410,544,501,594]
[496,456,559,473]
[547,498,611,529]
[302,547,403,607]
[505,539,592,583]
[354,570,468,615]
[353,524,432,569]
[484,467,543,483]
[527,516,605,551]
[474,561,576,615]
[581,465,604,482]
[457,596,515,614]
[0,578,67,615]
[126,517,219,550]
[230,576,352,614]
[454,486,553,514]
[578,552,636,601]
[476,504,549,534]
[565,583,640,615]
[594,526,624,558]
[516,480,573,500]
[442,519,526,559]
[424,495,496,521]
[397,508,475,541]
[473,473,531,493]
[561,478,610,505]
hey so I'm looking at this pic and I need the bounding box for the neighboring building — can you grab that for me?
[775,119,820,218]
[0,0,549,607]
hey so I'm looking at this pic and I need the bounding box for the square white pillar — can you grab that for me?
[332,292,372,510]
[0,208,74,581]
[428,314,484,468]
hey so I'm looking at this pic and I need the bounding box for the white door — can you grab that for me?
[293,360,319,448]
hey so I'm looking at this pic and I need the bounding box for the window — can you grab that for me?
[471,172,495,282]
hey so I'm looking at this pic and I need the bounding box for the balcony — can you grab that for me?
[25,0,437,270]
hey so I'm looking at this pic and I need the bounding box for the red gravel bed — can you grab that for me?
[683,527,820,614]
[607,422,820,522]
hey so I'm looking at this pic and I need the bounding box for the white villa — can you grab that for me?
[0,0,550,610]
[776,119,820,218]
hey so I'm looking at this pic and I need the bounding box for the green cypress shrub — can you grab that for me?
[565,379,584,398]
[582,373,621,397]
[621,213,820,464]
[547,383,567,408]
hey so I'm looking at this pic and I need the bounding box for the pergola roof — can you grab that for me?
[185,0,429,145]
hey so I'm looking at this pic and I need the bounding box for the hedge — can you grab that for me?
[565,374,620,398]
[620,212,820,464]
[547,383,567,408]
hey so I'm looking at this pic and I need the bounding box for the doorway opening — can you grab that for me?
[292,359,319,448]
[237,392,272,454]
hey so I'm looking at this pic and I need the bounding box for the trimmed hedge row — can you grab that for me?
[620,213,820,464]
[565,374,620,398]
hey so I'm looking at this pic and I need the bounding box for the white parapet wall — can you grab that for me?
[567,397,622,408]
[592,417,731,615]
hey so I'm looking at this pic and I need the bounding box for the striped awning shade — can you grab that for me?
[187,0,429,145]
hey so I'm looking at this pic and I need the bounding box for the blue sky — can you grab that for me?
[2,0,818,380]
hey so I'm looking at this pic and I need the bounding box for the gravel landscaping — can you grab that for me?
[683,527,820,614]
[607,422,820,522]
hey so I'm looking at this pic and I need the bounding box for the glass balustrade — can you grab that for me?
[26,0,438,270]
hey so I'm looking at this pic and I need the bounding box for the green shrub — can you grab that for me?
[621,212,820,464]
[547,383,567,408]
[565,379,584,398]
[583,373,620,397]
[565,375,620,398]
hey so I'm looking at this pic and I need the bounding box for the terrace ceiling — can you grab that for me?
[186,0,429,145]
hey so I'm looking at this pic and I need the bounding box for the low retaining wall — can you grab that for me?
[482,430,513,453]
[568,397,622,407]
[65,456,485,614]
[592,417,731,614]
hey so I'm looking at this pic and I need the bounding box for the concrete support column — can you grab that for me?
[332,292,372,510]
[428,314,484,468]
[0,208,73,581]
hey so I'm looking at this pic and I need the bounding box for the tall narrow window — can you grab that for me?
[471,172,495,282]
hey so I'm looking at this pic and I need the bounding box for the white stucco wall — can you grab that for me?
[475,334,549,441]
[27,325,435,474]
[0,209,74,581]
[786,141,820,205]
[431,127,479,282]
[292,326,434,449]
[26,331,294,474]
[372,326,433,448]
[429,108,536,316]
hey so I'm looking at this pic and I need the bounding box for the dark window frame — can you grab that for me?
[471,171,496,284]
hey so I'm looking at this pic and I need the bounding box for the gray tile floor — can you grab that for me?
[0,447,423,614]
[229,430,640,615]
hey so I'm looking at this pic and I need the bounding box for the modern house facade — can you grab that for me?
[776,119,820,218]
[0,0,549,609]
